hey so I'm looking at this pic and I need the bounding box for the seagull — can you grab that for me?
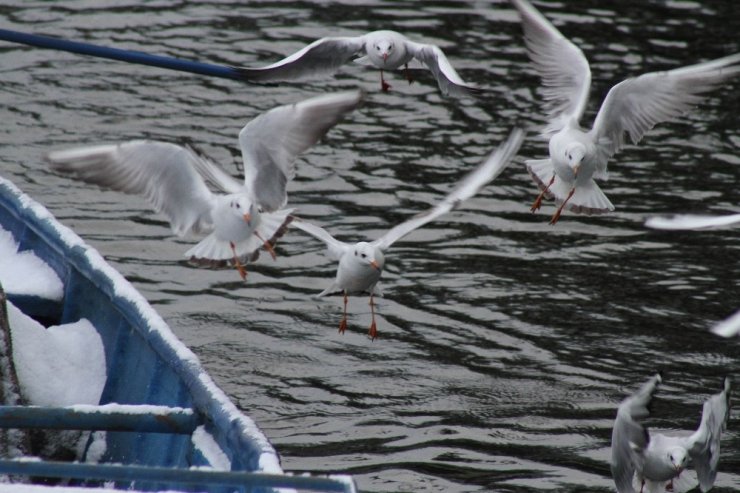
[234,30,480,97]
[291,128,523,339]
[645,212,740,337]
[46,91,363,281]
[510,0,740,224]
[611,374,732,493]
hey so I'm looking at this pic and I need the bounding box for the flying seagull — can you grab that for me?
[292,128,523,339]
[510,0,740,224]
[47,91,363,280]
[611,374,732,493]
[235,30,480,97]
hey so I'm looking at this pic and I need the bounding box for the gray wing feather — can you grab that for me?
[591,53,740,163]
[239,90,363,212]
[290,217,350,261]
[510,0,592,132]
[611,374,662,493]
[234,36,366,82]
[406,42,481,97]
[46,141,216,236]
[688,377,731,492]
[372,128,523,251]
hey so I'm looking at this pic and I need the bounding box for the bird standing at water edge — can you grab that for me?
[235,30,481,97]
[510,0,740,224]
[46,91,363,280]
[292,128,524,340]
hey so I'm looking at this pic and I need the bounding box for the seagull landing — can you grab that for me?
[47,91,363,281]
[292,129,523,340]
[234,30,481,97]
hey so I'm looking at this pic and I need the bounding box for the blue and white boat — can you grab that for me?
[0,175,356,493]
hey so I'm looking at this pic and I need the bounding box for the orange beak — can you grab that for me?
[243,213,252,223]
[382,53,388,62]
[370,260,380,271]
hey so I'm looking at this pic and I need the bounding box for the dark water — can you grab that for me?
[1,1,739,491]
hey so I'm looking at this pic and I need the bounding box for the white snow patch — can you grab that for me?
[7,302,106,406]
[84,430,107,464]
[70,403,190,415]
[0,228,63,301]
[191,426,231,471]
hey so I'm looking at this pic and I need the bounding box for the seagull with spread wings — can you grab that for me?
[235,30,480,97]
[47,91,363,280]
[611,374,731,493]
[510,0,740,224]
[292,129,523,339]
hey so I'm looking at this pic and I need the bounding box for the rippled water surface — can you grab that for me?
[1,1,739,491]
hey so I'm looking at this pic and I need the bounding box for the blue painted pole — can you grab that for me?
[0,28,247,82]
[0,405,201,434]
[0,460,357,493]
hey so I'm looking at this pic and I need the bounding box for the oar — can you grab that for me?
[0,28,247,82]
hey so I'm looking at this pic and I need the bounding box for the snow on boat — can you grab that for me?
[0,174,355,493]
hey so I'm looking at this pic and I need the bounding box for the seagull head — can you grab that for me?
[352,242,384,272]
[564,143,586,175]
[373,40,394,64]
[668,447,688,474]
[228,196,259,225]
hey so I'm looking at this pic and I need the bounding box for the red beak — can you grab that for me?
[243,213,252,223]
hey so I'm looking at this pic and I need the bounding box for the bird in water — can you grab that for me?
[47,91,363,280]
[291,129,523,340]
[510,0,740,224]
[611,374,731,493]
[235,30,480,97]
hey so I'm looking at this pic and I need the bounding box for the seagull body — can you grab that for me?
[47,91,363,280]
[510,0,740,224]
[236,30,480,97]
[611,374,732,493]
[292,129,524,339]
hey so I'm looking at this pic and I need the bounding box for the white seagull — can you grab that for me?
[47,91,363,281]
[235,30,480,97]
[510,0,740,224]
[292,129,523,339]
[611,374,732,493]
[646,212,740,338]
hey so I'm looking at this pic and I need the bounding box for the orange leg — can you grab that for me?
[404,63,413,84]
[380,69,391,92]
[338,293,348,334]
[549,187,575,225]
[531,174,555,212]
[230,241,247,281]
[368,294,378,341]
[254,231,277,261]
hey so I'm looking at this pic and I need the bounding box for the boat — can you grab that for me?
[0,174,356,493]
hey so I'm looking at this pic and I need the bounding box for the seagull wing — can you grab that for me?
[687,377,731,492]
[510,0,591,131]
[290,217,350,261]
[372,128,523,251]
[645,212,740,231]
[591,53,740,164]
[405,41,481,97]
[46,141,217,236]
[234,36,366,82]
[239,91,363,212]
[611,373,662,493]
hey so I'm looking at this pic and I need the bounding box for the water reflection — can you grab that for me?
[1,1,739,492]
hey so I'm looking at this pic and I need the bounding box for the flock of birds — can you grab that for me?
[42,0,738,491]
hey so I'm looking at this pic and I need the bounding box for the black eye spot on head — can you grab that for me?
[361,253,367,259]
[236,203,241,209]
[354,250,358,256]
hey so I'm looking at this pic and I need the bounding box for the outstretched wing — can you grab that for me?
[405,41,481,97]
[46,141,217,236]
[290,217,350,261]
[234,36,366,82]
[645,213,740,231]
[239,90,363,212]
[687,377,731,492]
[611,374,662,493]
[591,53,740,163]
[372,128,523,251]
[510,0,592,132]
